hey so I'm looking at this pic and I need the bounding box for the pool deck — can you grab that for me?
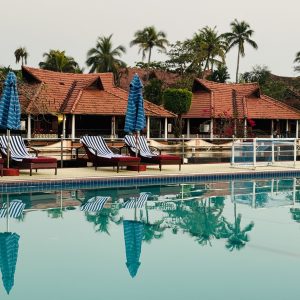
[1,162,300,183]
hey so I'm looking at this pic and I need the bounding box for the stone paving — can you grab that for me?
[1,162,300,183]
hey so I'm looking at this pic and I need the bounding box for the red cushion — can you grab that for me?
[142,155,181,163]
[110,156,140,162]
[22,156,57,163]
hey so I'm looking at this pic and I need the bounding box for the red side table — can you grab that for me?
[3,168,20,176]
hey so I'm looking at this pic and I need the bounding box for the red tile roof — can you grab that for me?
[20,66,175,118]
[184,79,300,120]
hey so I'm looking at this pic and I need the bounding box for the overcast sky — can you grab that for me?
[1,0,299,81]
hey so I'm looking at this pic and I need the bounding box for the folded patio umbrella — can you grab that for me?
[0,71,21,168]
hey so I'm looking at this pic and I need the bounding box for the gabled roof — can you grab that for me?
[184,79,300,120]
[20,66,175,117]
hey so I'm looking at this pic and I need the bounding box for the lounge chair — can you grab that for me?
[0,158,3,177]
[0,135,57,176]
[124,135,182,171]
[80,136,140,173]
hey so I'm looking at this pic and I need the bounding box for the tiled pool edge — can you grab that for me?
[1,169,300,193]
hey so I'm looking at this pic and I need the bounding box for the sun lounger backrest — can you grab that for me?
[137,136,155,157]
[0,135,33,161]
[123,193,149,208]
[80,196,110,212]
[124,135,138,154]
[81,136,114,158]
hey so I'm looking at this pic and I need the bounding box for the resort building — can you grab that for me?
[18,66,175,139]
[183,79,300,138]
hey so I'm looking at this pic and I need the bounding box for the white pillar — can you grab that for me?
[71,114,76,141]
[210,119,213,139]
[244,118,247,138]
[62,115,66,139]
[27,114,31,140]
[164,117,168,141]
[296,120,299,139]
[111,116,116,138]
[286,119,289,135]
[147,116,150,139]
[271,119,274,138]
[186,119,190,138]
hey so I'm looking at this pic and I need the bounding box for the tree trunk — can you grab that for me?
[235,48,240,83]
[146,47,152,81]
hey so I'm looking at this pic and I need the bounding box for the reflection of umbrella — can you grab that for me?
[80,196,110,212]
[0,71,21,168]
[123,220,144,278]
[0,232,20,294]
[124,74,145,155]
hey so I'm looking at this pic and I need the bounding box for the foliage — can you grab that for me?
[144,78,164,105]
[39,49,81,73]
[86,34,126,82]
[163,88,192,137]
[130,26,169,65]
[14,47,28,66]
[207,64,230,83]
[222,19,258,82]
[294,51,300,73]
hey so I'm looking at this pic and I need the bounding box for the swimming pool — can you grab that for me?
[0,177,300,300]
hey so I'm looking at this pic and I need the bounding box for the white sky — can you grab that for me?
[1,0,299,81]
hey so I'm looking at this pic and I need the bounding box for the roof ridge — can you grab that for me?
[59,80,77,113]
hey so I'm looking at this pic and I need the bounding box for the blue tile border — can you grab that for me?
[1,170,300,193]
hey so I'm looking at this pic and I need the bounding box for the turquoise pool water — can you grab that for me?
[0,178,300,300]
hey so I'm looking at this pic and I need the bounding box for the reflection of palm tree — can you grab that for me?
[143,221,165,243]
[224,203,254,251]
[290,208,300,223]
[47,208,64,219]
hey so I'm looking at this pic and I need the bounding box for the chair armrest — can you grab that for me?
[27,147,39,157]
[149,146,161,155]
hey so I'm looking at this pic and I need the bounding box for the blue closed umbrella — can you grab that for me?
[0,71,21,168]
[124,74,145,134]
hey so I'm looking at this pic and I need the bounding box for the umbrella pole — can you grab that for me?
[7,129,10,169]
[6,195,9,232]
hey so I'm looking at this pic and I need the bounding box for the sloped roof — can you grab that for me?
[118,67,181,91]
[20,66,175,117]
[184,79,300,120]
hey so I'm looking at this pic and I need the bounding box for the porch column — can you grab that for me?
[111,116,116,138]
[271,119,274,138]
[71,114,76,141]
[186,119,190,138]
[147,116,150,139]
[164,117,168,141]
[210,119,213,139]
[62,115,66,139]
[286,119,289,136]
[296,120,299,139]
[244,118,247,138]
[27,114,31,140]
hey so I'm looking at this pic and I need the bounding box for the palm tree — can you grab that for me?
[199,26,226,74]
[39,50,80,73]
[14,47,28,66]
[222,19,258,82]
[130,26,169,66]
[294,51,300,72]
[86,34,126,81]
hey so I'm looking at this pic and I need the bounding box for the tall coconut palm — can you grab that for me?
[130,26,169,66]
[222,19,258,83]
[294,51,300,72]
[14,47,28,66]
[39,50,80,73]
[199,26,226,74]
[86,34,126,81]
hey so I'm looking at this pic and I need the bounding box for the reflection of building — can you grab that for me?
[231,178,297,208]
